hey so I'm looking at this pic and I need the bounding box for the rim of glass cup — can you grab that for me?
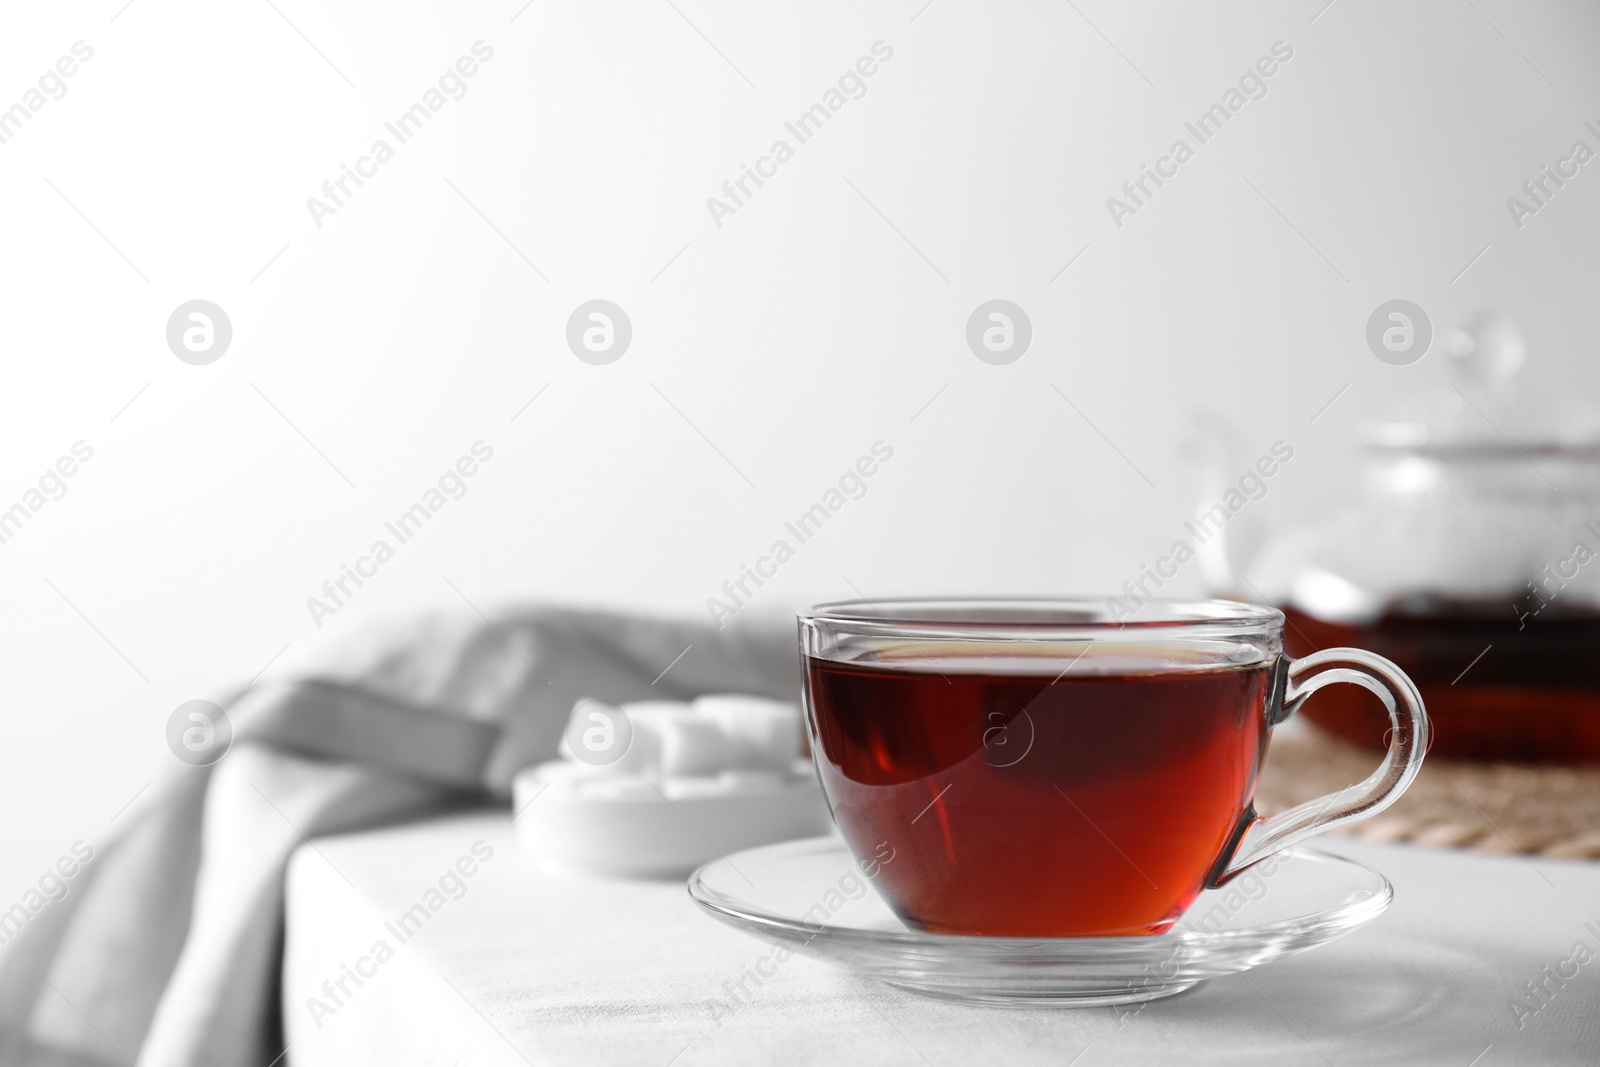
[799,596,1284,643]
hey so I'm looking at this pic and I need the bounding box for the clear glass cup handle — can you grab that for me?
[1211,647,1430,886]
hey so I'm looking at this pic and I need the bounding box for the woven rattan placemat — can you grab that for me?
[1255,725,1600,860]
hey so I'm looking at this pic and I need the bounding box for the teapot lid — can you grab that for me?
[1362,311,1600,455]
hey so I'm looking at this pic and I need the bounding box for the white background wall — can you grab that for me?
[2,0,1597,898]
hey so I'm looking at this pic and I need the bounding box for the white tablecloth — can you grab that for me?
[283,812,1600,1066]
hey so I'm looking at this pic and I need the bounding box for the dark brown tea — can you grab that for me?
[1282,603,1600,763]
[805,648,1272,936]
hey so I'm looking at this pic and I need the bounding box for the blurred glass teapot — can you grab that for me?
[1208,312,1600,763]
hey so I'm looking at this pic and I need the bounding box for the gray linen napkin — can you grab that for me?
[0,605,796,1067]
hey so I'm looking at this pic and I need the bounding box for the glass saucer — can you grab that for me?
[687,836,1390,1006]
